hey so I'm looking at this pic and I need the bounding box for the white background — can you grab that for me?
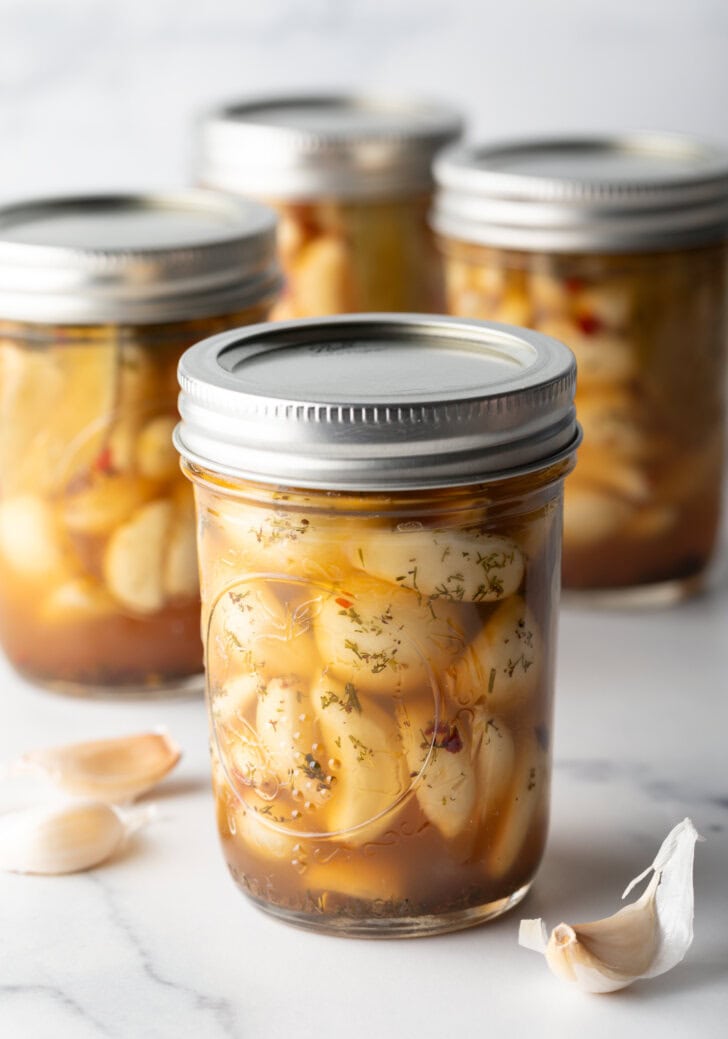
[2,0,728,200]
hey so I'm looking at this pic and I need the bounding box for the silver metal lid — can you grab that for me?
[175,314,579,491]
[197,94,463,200]
[433,133,728,252]
[0,191,281,324]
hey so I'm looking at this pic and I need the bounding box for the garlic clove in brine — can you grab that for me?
[13,731,181,804]
[0,800,150,875]
[519,818,701,993]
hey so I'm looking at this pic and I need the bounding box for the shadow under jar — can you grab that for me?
[175,314,580,937]
[433,134,728,604]
[196,94,463,318]
[0,192,280,695]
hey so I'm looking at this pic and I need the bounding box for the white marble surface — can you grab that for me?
[1,565,727,1039]
[2,0,728,202]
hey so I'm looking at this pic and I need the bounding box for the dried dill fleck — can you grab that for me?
[229,590,253,611]
[348,734,374,763]
[301,754,329,787]
[319,682,361,714]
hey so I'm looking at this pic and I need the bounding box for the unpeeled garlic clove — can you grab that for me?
[519,818,701,993]
[14,731,181,804]
[0,801,147,875]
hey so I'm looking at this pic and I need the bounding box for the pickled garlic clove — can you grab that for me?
[14,731,181,803]
[0,800,149,875]
[519,819,702,994]
[572,448,651,504]
[447,596,542,713]
[292,234,354,315]
[0,340,117,495]
[486,731,548,881]
[207,500,348,583]
[162,500,198,599]
[349,528,524,604]
[62,474,158,536]
[213,581,319,682]
[103,499,173,613]
[314,574,468,695]
[537,318,637,387]
[563,482,635,547]
[40,577,116,624]
[575,386,650,460]
[305,850,406,906]
[0,495,67,580]
[398,698,476,841]
[231,803,298,862]
[211,684,277,803]
[528,271,569,315]
[135,415,179,480]
[211,674,264,727]
[471,709,515,826]
[312,675,408,845]
[257,676,330,806]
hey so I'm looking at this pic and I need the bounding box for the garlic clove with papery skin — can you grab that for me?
[0,801,152,875]
[519,818,701,994]
[11,731,181,804]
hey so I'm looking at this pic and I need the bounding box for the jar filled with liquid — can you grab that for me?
[175,314,579,936]
[433,134,728,603]
[0,192,280,694]
[197,94,462,317]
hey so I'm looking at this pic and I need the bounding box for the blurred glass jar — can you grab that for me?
[196,94,462,318]
[433,134,728,603]
[0,192,280,695]
[176,314,579,937]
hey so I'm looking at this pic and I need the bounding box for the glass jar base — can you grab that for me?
[244,881,532,939]
[18,668,205,701]
[562,571,706,610]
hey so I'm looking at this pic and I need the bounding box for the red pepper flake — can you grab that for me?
[576,312,602,336]
[93,446,114,474]
[335,596,353,609]
[426,721,464,754]
[564,277,584,294]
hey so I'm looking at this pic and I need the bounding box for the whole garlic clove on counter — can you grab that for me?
[519,818,701,993]
[0,800,148,875]
[13,731,181,804]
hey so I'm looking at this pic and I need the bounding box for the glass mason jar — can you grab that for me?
[0,192,280,695]
[196,94,463,318]
[433,134,728,603]
[175,314,579,937]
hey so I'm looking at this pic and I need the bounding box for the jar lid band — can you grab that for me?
[0,192,281,324]
[198,94,463,199]
[175,314,580,491]
[433,134,728,252]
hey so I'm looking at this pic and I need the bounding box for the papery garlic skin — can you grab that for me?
[519,818,701,994]
[14,731,181,804]
[0,801,129,874]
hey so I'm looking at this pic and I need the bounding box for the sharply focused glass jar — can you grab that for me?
[0,192,280,695]
[175,314,579,937]
[197,94,463,318]
[433,134,728,603]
